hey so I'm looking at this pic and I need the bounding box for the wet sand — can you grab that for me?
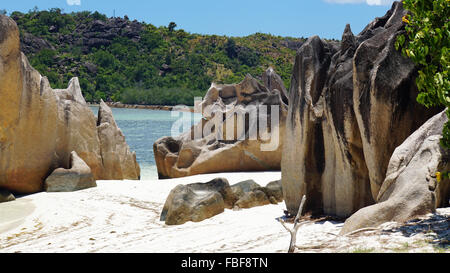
[0,198,35,234]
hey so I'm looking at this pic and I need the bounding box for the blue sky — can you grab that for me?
[2,0,396,39]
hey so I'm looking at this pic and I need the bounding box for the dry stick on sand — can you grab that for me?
[278,195,307,253]
[279,196,382,253]
[295,226,382,251]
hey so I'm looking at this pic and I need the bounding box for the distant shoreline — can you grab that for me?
[88,102,195,113]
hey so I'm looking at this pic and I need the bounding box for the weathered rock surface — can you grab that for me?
[0,15,140,194]
[341,111,450,234]
[97,100,141,180]
[45,151,97,192]
[282,2,442,218]
[20,32,55,54]
[262,67,289,105]
[234,190,270,209]
[231,179,283,208]
[230,179,262,199]
[160,178,234,225]
[154,69,287,179]
[161,178,285,225]
[0,189,15,203]
[231,179,270,209]
[16,16,143,55]
[261,180,284,203]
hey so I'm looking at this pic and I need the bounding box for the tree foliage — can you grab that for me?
[168,22,177,32]
[396,0,450,148]
[12,9,309,106]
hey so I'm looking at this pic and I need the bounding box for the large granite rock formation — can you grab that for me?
[341,111,450,234]
[0,15,140,194]
[154,68,287,179]
[281,2,443,218]
[45,151,97,192]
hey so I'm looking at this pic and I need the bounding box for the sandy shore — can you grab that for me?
[0,172,448,253]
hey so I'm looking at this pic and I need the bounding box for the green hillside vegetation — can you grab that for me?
[8,8,318,105]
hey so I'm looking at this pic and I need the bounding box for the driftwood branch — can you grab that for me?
[279,196,381,252]
[341,227,380,237]
[294,226,381,251]
[278,195,307,253]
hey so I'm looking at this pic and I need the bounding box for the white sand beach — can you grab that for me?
[0,172,448,253]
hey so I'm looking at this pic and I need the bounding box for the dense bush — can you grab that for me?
[396,0,449,148]
[120,87,205,106]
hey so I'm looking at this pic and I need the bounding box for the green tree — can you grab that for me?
[225,38,237,58]
[168,22,177,32]
[396,0,450,148]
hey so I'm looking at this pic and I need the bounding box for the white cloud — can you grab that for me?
[67,0,81,6]
[365,0,395,5]
[324,0,395,5]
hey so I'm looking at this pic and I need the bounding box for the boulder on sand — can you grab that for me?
[231,179,270,209]
[230,180,262,199]
[261,180,283,203]
[234,190,270,209]
[0,189,15,203]
[161,177,285,225]
[230,179,283,208]
[45,151,97,192]
[160,178,234,225]
[341,110,450,234]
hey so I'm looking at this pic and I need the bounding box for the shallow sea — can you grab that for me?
[90,106,201,180]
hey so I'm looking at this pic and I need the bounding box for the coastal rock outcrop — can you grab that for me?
[0,14,140,194]
[282,2,443,218]
[154,69,287,179]
[45,151,97,192]
[341,111,450,234]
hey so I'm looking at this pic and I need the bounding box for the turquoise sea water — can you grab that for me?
[90,107,201,180]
